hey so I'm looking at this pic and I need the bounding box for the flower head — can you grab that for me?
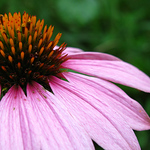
[0,12,150,150]
[0,12,67,93]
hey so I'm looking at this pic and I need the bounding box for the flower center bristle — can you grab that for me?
[0,12,68,94]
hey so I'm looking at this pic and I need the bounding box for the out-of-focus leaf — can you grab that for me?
[56,0,99,25]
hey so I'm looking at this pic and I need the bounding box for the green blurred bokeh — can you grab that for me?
[0,0,150,149]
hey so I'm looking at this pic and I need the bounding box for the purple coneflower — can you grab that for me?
[0,12,150,150]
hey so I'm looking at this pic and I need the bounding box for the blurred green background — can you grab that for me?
[0,0,150,149]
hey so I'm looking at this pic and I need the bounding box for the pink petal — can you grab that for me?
[62,59,150,92]
[63,47,83,54]
[0,86,33,150]
[0,84,94,150]
[27,82,94,150]
[49,76,141,150]
[61,47,120,60]
[66,52,121,61]
[62,72,150,130]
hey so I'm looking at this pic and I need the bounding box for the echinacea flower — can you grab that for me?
[0,12,150,150]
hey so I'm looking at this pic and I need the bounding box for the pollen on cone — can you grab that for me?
[11,47,15,55]
[24,27,28,39]
[39,63,44,68]
[19,42,22,51]
[1,66,7,72]
[28,44,32,53]
[43,25,47,34]
[28,35,32,45]
[8,55,13,63]
[35,19,40,30]
[10,29,14,39]
[30,57,35,64]
[17,31,21,42]
[31,16,36,27]
[46,41,52,50]
[2,33,8,44]
[38,38,43,48]
[38,19,44,36]
[0,41,4,49]
[21,51,24,60]
[48,64,55,69]
[48,50,54,59]
[43,32,47,41]
[0,50,5,57]
[39,47,44,56]
[17,62,21,69]
[9,38,14,47]
[28,70,32,75]
[53,33,62,48]
[47,25,54,41]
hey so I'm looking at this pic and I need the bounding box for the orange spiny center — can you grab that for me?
[0,12,68,93]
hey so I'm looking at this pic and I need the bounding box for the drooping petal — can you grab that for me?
[66,52,121,61]
[27,82,94,150]
[62,59,150,92]
[62,72,150,130]
[63,47,83,54]
[49,76,141,150]
[61,46,121,60]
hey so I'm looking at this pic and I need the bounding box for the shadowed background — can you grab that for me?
[0,0,150,149]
